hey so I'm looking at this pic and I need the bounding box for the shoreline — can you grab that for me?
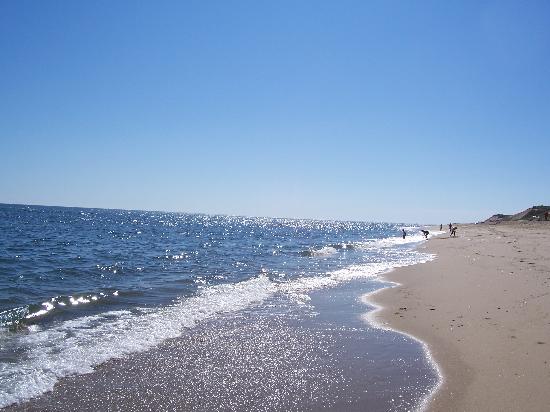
[5,276,439,411]
[362,280,444,412]
[368,222,550,411]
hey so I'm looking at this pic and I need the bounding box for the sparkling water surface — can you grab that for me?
[0,203,435,408]
[0,204,423,328]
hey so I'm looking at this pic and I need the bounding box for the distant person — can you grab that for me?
[451,226,457,237]
[448,223,452,232]
[545,211,549,221]
[421,230,429,239]
[440,224,443,231]
[402,229,406,239]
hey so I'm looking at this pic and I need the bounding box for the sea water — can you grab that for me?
[0,204,438,409]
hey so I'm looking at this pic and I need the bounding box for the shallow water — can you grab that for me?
[6,279,438,412]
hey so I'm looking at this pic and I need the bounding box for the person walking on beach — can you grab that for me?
[402,229,406,239]
[448,223,452,232]
[440,224,443,231]
[451,226,457,237]
[421,230,429,239]
[545,211,549,221]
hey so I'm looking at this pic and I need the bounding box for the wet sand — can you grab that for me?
[370,221,550,411]
[6,280,437,411]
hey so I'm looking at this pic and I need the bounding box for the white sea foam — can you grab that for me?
[302,246,338,257]
[280,252,431,297]
[358,230,445,249]
[0,244,436,408]
[0,276,275,408]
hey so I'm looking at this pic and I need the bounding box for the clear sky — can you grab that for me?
[1,1,549,223]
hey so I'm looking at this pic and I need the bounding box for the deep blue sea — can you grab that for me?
[0,204,437,408]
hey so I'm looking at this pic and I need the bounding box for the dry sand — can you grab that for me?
[370,221,550,412]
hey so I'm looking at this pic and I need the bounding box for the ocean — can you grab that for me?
[0,204,440,411]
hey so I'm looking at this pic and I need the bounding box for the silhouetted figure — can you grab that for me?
[545,211,549,221]
[451,226,457,237]
[440,224,443,231]
[421,230,429,239]
[402,229,406,239]
[448,223,452,232]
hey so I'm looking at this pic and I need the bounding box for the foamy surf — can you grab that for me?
[300,245,338,257]
[281,250,433,296]
[0,276,275,408]
[300,230,437,257]
[357,230,444,250]
[0,250,434,408]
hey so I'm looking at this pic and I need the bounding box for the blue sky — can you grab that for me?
[1,1,549,223]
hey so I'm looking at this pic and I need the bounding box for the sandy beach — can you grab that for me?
[370,221,550,411]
